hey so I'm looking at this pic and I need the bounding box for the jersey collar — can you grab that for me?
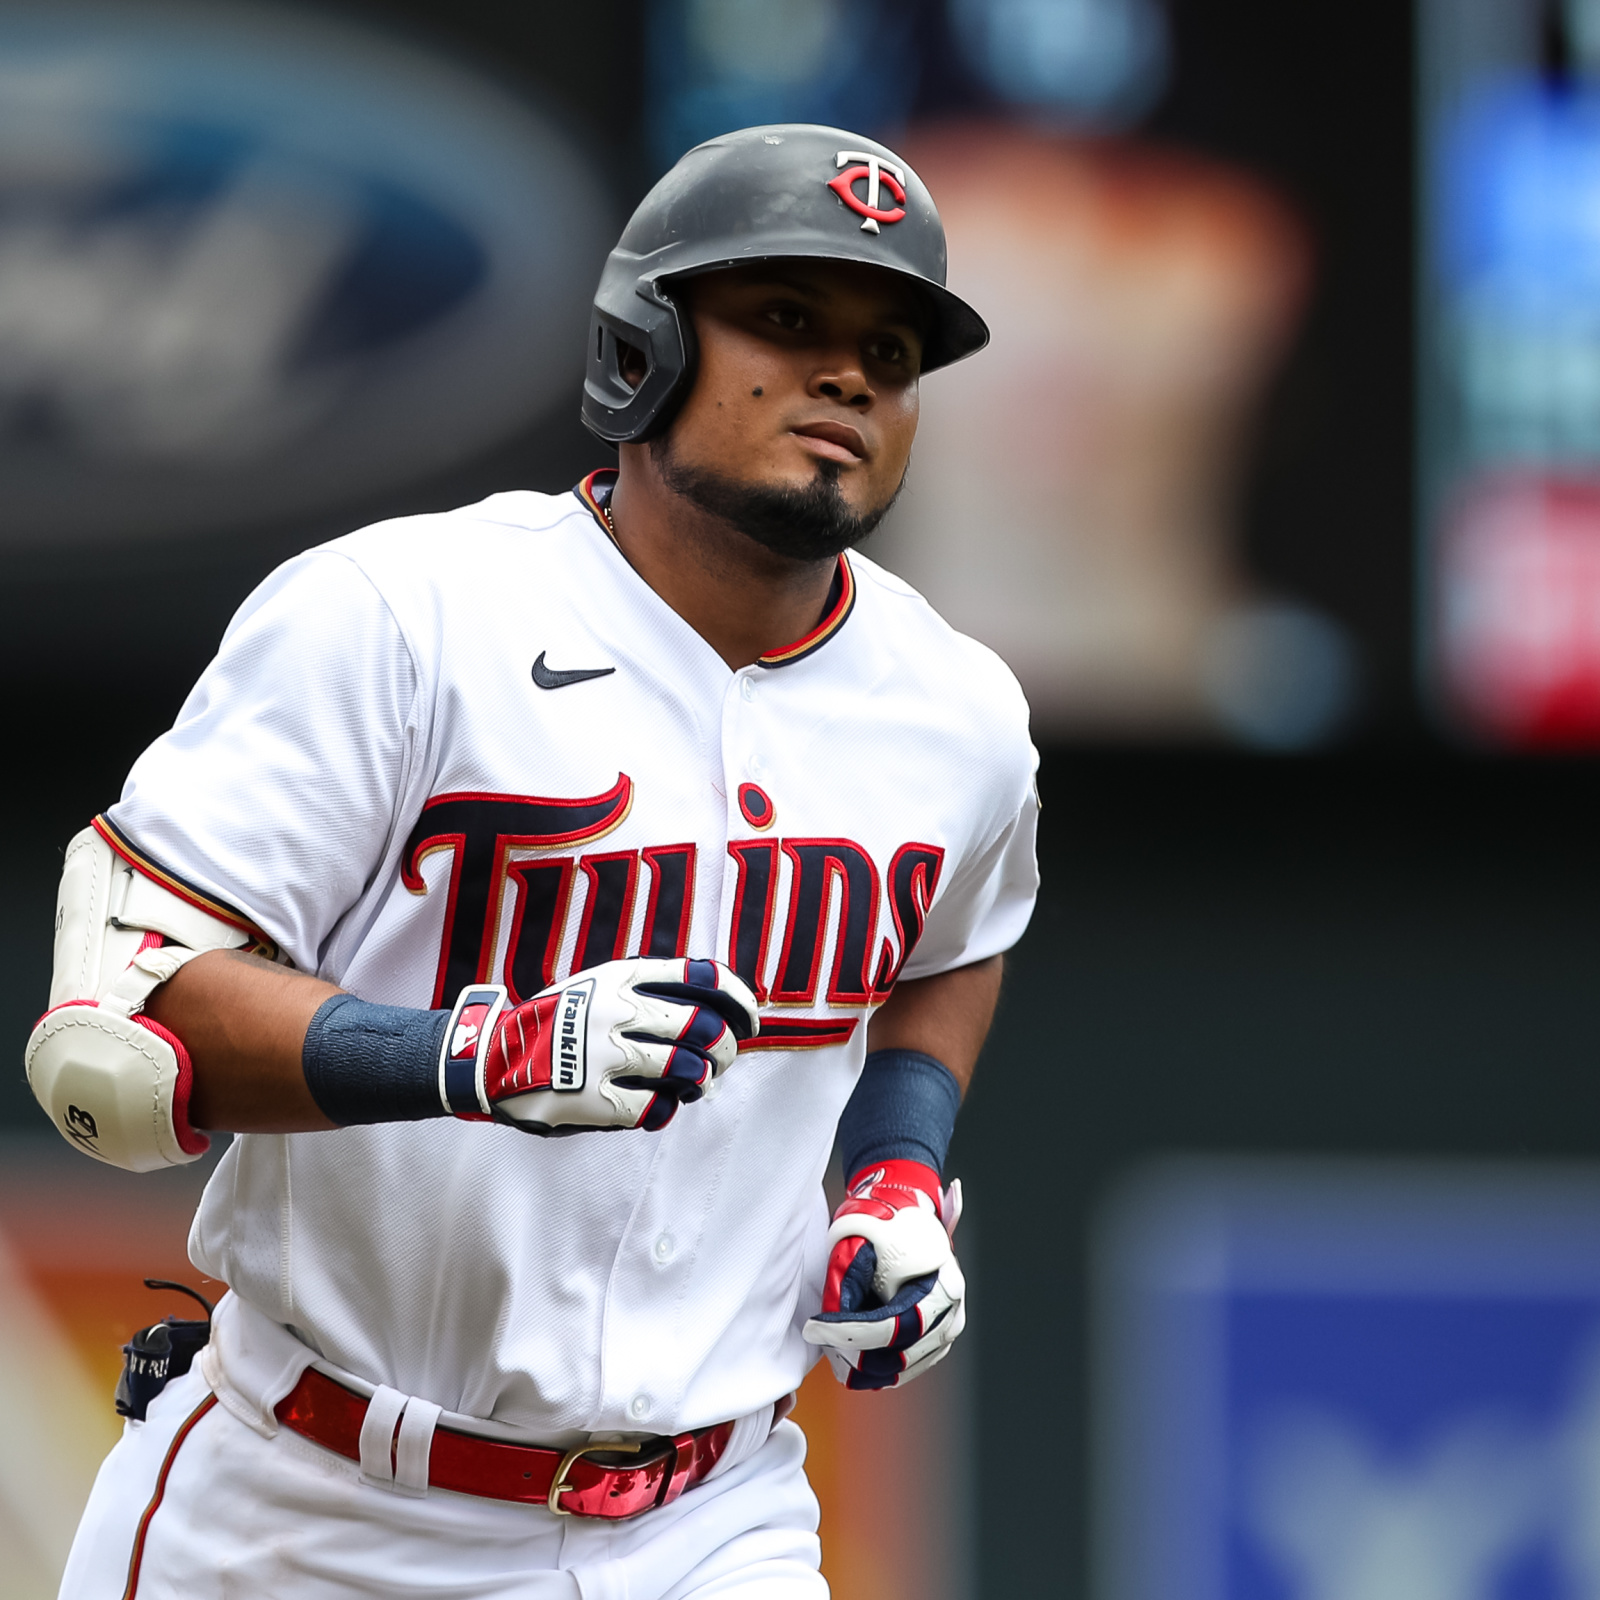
[574,469,618,545]
[572,469,856,670]
[754,557,854,668]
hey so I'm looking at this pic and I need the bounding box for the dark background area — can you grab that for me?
[3,0,1420,748]
[956,748,1600,1593]
[8,2,1593,1597]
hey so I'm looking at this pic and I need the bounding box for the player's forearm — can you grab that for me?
[145,948,341,1133]
[145,952,756,1140]
[864,953,1002,1096]
[806,955,1000,1389]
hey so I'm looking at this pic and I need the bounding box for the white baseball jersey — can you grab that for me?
[105,470,1039,1440]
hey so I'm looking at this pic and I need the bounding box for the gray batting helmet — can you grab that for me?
[580,124,989,445]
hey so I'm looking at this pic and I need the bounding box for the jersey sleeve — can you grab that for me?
[898,743,1041,982]
[105,550,420,973]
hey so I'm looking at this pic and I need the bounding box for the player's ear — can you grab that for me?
[618,340,648,391]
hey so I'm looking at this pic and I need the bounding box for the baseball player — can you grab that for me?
[28,124,1038,1598]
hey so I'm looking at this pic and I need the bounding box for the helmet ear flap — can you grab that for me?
[582,283,697,445]
[589,317,638,411]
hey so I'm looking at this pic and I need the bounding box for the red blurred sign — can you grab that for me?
[1439,476,1600,745]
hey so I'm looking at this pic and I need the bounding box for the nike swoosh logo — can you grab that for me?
[532,651,616,690]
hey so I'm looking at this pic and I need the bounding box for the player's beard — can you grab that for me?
[651,436,903,563]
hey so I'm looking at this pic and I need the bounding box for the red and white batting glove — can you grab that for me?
[439,958,758,1134]
[802,1159,966,1390]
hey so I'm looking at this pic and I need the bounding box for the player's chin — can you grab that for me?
[826,462,897,517]
[742,460,845,504]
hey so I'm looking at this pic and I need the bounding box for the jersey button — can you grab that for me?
[740,676,757,703]
[653,1232,676,1264]
[748,753,767,777]
[629,1395,651,1421]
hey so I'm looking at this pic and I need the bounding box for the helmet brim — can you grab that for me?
[652,252,989,374]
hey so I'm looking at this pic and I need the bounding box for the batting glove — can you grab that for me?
[439,958,758,1135]
[803,1159,966,1390]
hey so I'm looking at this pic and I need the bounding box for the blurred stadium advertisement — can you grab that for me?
[0,1137,966,1600]
[1438,477,1600,744]
[1095,1158,1600,1600]
[870,126,1344,745]
[0,0,612,550]
[1423,0,1600,745]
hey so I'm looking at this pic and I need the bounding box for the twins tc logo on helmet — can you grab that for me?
[828,152,907,235]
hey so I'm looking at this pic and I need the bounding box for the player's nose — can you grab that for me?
[808,353,873,410]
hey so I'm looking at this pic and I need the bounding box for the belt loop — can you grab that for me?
[656,1432,698,1510]
[358,1384,409,1487]
[394,1397,442,1497]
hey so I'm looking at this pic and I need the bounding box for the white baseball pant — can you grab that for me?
[59,1367,826,1599]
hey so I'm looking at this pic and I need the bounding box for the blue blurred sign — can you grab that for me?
[645,0,918,173]
[950,0,1168,125]
[1420,2,1600,745]
[645,0,1170,172]
[1096,1161,1600,1600]
[1436,82,1600,469]
[0,0,613,549]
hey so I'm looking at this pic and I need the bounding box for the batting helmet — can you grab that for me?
[580,124,989,445]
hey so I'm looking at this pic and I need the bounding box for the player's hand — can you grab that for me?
[441,958,759,1135]
[802,1160,966,1390]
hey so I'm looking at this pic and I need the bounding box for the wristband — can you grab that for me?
[837,1047,961,1181]
[302,994,450,1127]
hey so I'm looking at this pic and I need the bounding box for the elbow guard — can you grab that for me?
[24,822,272,1172]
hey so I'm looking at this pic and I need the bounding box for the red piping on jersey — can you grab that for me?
[91,816,275,955]
[575,468,617,538]
[755,556,855,668]
[121,1392,218,1599]
[403,779,635,855]
[739,1015,859,1051]
[573,469,856,668]
[736,783,775,831]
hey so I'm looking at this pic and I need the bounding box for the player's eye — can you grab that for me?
[868,335,910,366]
[764,304,807,331]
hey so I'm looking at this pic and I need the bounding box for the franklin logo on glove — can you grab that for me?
[429,959,757,1135]
[554,980,591,1091]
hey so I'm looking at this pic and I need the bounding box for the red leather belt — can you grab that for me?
[274,1366,734,1519]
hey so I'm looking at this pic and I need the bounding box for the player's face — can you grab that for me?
[670,260,925,520]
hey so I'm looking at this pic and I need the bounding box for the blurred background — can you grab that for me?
[5,0,1600,1595]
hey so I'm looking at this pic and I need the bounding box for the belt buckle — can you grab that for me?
[547,1439,645,1516]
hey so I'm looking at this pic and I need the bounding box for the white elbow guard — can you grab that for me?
[25,820,274,1172]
